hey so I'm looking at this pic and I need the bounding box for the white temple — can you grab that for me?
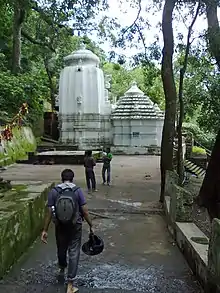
[58,44,164,154]
[58,43,112,149]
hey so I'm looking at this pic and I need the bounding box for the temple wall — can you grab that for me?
[59,113,111,149]
[112,119,163,148]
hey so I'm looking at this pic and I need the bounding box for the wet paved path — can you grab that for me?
[0,156,203,292]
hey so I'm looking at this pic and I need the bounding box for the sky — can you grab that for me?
[88,0,220,60]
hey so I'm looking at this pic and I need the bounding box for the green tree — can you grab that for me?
[103,62,164,107]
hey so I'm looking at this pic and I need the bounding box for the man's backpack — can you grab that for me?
[54,186,80,224]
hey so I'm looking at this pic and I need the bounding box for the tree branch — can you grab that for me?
[121,0,142,36]
[30,1,73,35]
[21,30,56,52]
[134,23,147,59]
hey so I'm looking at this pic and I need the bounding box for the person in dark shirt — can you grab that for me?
[84,150,97,193]
[41,169,93,293]
[102,147,113,186]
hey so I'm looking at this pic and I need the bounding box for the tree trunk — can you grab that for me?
[44,58,56,138]
[205,0,220,70]
[177,2,201,186]
[12,1,25,74]
[197,0,220,220]
[198,129,220,220]
[160,0,177,202]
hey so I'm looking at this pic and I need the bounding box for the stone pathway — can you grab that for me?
[0,156,202,292]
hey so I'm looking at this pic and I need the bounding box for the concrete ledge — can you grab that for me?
[175,222,208,288]
[164,196,209,289]
[0,181,54,278]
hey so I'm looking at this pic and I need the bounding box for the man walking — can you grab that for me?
[84,150,97,193]
[102,147,113,186]
[41,169,93,293]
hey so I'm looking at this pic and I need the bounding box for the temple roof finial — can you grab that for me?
[131,81,137,87]
[79,41,86,50]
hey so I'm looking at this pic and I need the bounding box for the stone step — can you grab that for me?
[185,161,193,167]
[184,160,206,178]
[200,170,206,177]
[192,166,203,173]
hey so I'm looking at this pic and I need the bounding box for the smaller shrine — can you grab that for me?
[111,81,164,154]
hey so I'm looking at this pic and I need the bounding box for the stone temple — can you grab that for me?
[58,44,164,154]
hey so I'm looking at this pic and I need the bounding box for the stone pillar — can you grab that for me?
[208,218,220,288]
[170,184,193,222]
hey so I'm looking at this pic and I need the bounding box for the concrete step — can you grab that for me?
[184,159,206,178]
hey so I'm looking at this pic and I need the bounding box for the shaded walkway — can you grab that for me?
[0,156,202,292]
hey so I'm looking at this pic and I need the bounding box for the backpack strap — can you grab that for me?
[71,186,80,193]
[53,186,79,193]
[53,186,62,193]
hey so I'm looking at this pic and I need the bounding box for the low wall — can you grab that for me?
[0,181,54,278]
[0,126,36,166]
[111,145,161,155]
[164,196,209,289]
[164,171,220,293]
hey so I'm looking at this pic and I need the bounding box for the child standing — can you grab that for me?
[84,150,97,193]
[102,147,113,186]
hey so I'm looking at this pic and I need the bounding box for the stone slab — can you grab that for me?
[176,222,208,265]
[0,182,54,278]
[37,151,100,156]
[36,150,101,165]
[25,183,52,194]
[175,222,209,290]
[163,192,220,292]
[11,181,43,186]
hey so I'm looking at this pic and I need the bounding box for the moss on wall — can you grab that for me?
[0,126,36,165]
[0,182,54,278]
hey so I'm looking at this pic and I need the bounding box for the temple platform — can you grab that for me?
[36,150,101,165]
[16,150,102,165]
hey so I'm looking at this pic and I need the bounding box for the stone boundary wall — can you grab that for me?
[0,126,36,166]
[0,181,54,278]
[111,146,161,155]
[164,171,220,293]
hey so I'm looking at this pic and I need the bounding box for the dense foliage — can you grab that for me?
[0,0,108,130]
[1,0,220,150]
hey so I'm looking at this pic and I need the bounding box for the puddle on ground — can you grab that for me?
[108,199,142,208]
[95,219,118,231]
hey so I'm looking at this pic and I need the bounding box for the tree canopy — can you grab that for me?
[0,0,220,149]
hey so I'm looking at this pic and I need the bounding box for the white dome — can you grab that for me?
[64,43,100,66]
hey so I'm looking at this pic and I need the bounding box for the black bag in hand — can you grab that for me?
[82,233,104,256]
